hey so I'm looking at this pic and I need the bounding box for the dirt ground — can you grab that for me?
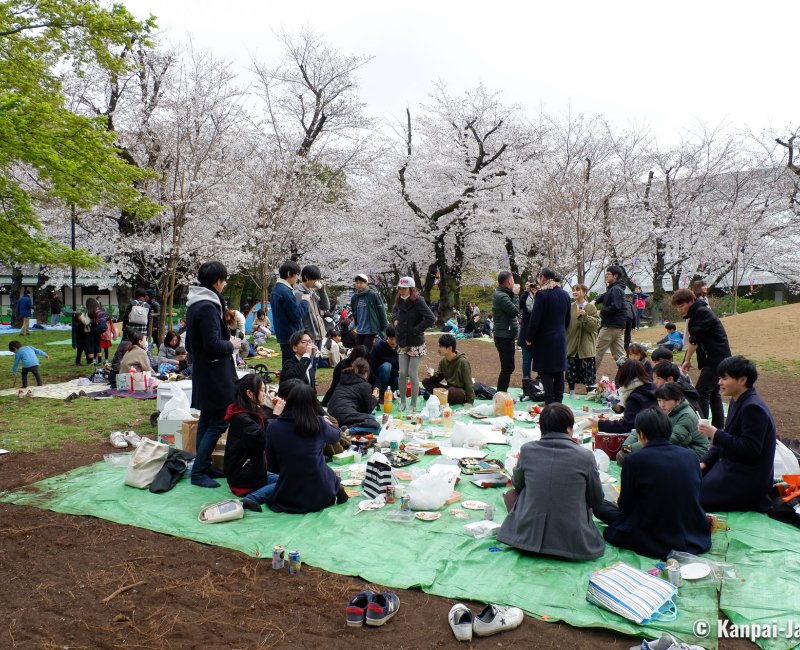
[1,327,792,649]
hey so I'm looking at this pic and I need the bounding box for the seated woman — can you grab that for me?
[618,382,708,460]
[265,383,349,514]
[327,358,381,434]
[319,329,346,368]
[616,343,653,383]
[223,374,285,512]
[591,360,657,434]
[109,328,134,386]
[594,408,711,559]
[153,330,181,368]
[251,309,271,345]
[698,356,777,513]
[339,317,356,349]
[321,345,368,407]
[119,331,152,374]
[497,403,604,561]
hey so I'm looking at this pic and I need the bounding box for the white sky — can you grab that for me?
[122,0,798,144]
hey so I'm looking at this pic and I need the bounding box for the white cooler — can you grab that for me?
[156,380,193,411]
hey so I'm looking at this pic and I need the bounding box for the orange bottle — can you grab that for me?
[383,389,393,414]
[504,396,514,418]
[442,405,453,430]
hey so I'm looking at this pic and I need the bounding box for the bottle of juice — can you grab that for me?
[383,389,393,414]
[442,405,453,431]
[504,396,514,418]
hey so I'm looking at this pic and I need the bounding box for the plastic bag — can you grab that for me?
[377,425,404,448]
[451,422,489,448]
[159,383,193,421]
[593,449,610,472]
[510,426,541,453]
[407,472,453,510]
[774,440,800,479]
[425,394,440,419]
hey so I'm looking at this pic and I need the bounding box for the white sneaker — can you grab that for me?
[109,431,128,448]
[122,431,142,448]
[472,604,523,637]
[448,603,473,641]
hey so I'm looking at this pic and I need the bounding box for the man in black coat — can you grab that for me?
[594,408,711,559]
[525,268,571,404]
[698,356,776,513]
[593,265,627,377]
[280,330,315,387]
[185,261,241,488]
[672,288,731,427]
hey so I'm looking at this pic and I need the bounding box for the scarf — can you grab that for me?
[618,378,644,408]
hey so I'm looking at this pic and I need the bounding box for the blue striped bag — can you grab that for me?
[587,562,678,624]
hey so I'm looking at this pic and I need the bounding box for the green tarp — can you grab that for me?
[2,400,799,650]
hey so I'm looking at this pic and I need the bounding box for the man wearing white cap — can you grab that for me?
[392,276,435,411]
[349,273,389,351]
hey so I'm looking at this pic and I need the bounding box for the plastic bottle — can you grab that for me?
[383,389,393,414]
[504,395,514,418]
[426,394,440,420]
[442,405,453,431]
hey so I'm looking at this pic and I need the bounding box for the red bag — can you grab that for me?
[592,432,629,460]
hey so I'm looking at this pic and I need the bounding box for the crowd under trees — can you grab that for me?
[2,1,799,324]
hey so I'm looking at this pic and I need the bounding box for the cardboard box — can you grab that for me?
[179,417,199,453]
[211,449,225,472]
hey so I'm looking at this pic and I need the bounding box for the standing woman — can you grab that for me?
[85,298,108,366]
[566,284,599,399]
[525,268,571,404]
[392,277,435,412]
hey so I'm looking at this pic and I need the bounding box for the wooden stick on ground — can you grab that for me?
[101,581,146,604]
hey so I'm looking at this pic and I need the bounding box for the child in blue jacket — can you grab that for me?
[656,323,684,351]
[9,340,48,387]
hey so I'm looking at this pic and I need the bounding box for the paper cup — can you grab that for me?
[698,418,711,427]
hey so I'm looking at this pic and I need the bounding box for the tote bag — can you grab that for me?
[587,562,678,624]
[362,457,394,499]
[124,438,170,488]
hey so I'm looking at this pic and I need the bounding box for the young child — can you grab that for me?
[617,343,653,382]
[9,340,48,388]
[656,322,684,351]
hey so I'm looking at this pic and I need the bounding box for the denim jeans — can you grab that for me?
[243,472,279,503]
[50,314,60,326]
[520,342,533,380]
[191,408,228,480]
[376,362,398,395]
[348,424,382,435]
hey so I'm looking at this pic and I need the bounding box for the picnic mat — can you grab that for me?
[0,379,106,399]
[2,399,798,649]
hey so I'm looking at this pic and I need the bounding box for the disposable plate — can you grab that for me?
[415,511,441,521]
[680,563,711,580]
[462,500,487,510]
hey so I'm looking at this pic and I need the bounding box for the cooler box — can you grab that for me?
[156,380,192,411]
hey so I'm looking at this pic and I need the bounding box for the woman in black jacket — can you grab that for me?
[321,345,369,407]
[223,374,286,512]
[327,359,381,433]
[591,360,657,434]
[391,277,435,412]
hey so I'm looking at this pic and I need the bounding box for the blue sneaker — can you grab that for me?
[345,590,374,627]
[365,591,400,626]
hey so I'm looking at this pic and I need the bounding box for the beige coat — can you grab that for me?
[566,301,599,359]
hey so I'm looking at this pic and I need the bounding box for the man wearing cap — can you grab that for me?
[350,273,388,350]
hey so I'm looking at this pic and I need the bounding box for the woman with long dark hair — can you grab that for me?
[265,383,348,514]
[589,360,657,434]
[392,277,435,412]
[321,344,369,407]
[85,297,109,366]
[327,358,381,434]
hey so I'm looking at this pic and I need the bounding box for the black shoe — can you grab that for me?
[241,499,262,513]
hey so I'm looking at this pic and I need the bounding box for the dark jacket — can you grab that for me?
[265,413,342,514]
[604,438,711,559]
[223,404,268,491]
[497,432,604,560]
[700,388,776,513]
[16,294,33,318]
[270,279,308,344]
[281,354,312,385]
[598,383,658,433]
[492,287,519,339]
[350,288,389,336]
[685,301,731,367]
[525,282,571,373]
[392,296,435,348]
[516,290,536,346]
[595,280,627,329]
[185,286,236,412]
[369,339,398,385]
[327,373,380,429]
[322,356,349,407]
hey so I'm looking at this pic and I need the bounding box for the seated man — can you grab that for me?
[656,322,684,351]
[653,362,701,413]
[594,407,711,559]
[698,356,776,513]
[463,314,482,338]
[497,403,605,560]
[421,334,475,406]
[481,314,493,338]
[369,325,399,396]
[280,330,315,387]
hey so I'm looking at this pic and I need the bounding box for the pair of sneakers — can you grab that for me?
[346,590,400,627]
[109,431,142,449]
[449,603,524,641]
[632,635,704,650]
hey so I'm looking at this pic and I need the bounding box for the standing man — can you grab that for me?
[671,288,731,428]
[294,265,329,389]
[593,265,627,378]
[525,268,571,404]
[350,273,388,350]
[49,291,62,327]
[270,260,309,363]
[122,288,151,339]
[185,261,241,488]
[146,289,162,348]
[16,290,33,335]
[492,271,520,393]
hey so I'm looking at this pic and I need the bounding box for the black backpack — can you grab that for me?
[520,377,546,402]
[473,381,496,400]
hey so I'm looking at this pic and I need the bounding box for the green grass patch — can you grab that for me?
[751,359,800,377]
[0,329,98,389]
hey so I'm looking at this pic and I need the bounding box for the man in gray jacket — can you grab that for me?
[294,265,330,389]
[492,271,520,392]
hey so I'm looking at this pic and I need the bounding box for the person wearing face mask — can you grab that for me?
[391,277,435,412]
[294,265,330,389]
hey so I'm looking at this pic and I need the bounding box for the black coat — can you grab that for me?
[281,355,312,385]
[525,285,571,373]
[595,280,627,329]
[327,373,380,429]
[700,388,776,512]
[685,302,731,367]
[223,408,268,490]
[598,383,658,433]
[392,296,435,348]
[186,289,235,412]
[517,290,536,346]
[604,438,711,559]
[369,340,398,387]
